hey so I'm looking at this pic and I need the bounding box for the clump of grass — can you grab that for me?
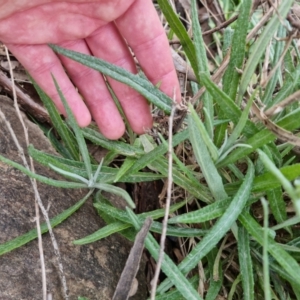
[1,0,300,299]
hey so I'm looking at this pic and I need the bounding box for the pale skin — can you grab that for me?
[0,0,181,139]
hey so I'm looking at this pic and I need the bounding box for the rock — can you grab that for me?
[0,96,147,300]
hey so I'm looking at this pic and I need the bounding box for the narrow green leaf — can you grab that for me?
[52,75,92,180]
[225,163,300,195]
[271,59,300,106]
[30,76,79,160]
[200,73,258,137]
[157,0,199,80]
[157,159,254,294]
[238,0,294,101]
[168,197,231,224]
[82,127,144,157]
[223,0,251,100]
[258,149,300,215]
[191,0,213,136]
[261,198,271,300]
[114,157,136,183]
[188,113,227,201]
[228,274,242,300]
[92,182,135,209]
[51,45,173,114]
[94,202,207,237]
[73,222,130,245]
[238,225,254,300]
[96,193,187,222]
[271,216,300,231]
[0,191,92,255]
[28,145,163,183]
[126,129,188,174]
[252,246,300,289]
[189,104,218,161]
[220,92,255,157]
[0,154,86,188]
[267,188,288,226]
[155,276,200,300]
[151,157,213,203]
[205,243,223,300]
[239,211,300,285]
[217,107,300,167]
[262,25,286,106]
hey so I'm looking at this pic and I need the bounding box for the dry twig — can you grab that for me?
[150,95,177,299]
[0,69,50,123]
[113,218,152,300]
[265,89,300,117]
[251,100,300,146]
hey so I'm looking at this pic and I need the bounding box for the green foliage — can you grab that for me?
[1,1,300,299]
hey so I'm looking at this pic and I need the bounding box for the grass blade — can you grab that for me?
[225,164,300,195]
[94,202,207,237]
[52,75,93,180]
[28,145,164,184]
[238,225,254,300]
[200,73,258,137]
[267,188,288,227]
[239,211,300,285]
[157,0,199,80]
[168,197,231,224]
[30,76,79,160]
[92,182,135,209]
[191,0,213,136]
[0,191,92,256]
[51,45,173,114]
[217,107,300,167]
[188,113,227,201]
[0,154,86,188]
[73,222,130,245]
[222,0,252,100]
[158,159,254,293]
[258,149,300,215]
[82,127,144,157]
[261,24,286,106]
[238,0,294,101]
[189,104,218,160]
[261,198,271,300]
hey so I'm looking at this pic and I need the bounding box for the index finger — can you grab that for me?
[115,0,181,102]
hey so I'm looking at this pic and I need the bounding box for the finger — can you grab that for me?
[85,23,153,134]
[6,43,91,127]
[116,0,181,102]
[57,39,126,139]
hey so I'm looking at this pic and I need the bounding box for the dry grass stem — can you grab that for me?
[0,69,50,123]
[252,100,300,146]
[150,96,177,299]
[4,46,47,300]
[246,4,275,41]
[261,40,271,85]
[261,30,296,88]
[4,46,69,300]
[265,89,300,116]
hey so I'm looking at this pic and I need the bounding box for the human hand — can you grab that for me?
[0,0,180,139]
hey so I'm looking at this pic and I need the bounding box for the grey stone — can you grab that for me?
[0,97,146,300]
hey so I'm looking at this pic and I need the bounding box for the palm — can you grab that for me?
[0,0,180,139]
[0,1,135,44]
